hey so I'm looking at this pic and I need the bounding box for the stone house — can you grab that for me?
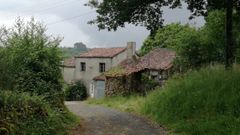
[73,42,137,97]
[96,48,176,97]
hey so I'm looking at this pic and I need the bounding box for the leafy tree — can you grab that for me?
[201,10,240,63]
[87,0,239,32]
[87,0,240,67]
[0,18,64,106]
[140,23,197,55]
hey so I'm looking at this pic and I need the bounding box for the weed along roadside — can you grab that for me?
[87,95,145,113]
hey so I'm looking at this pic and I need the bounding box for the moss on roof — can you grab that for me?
[104,66,127,77]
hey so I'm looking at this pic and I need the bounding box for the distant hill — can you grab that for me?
[61,42,88,59]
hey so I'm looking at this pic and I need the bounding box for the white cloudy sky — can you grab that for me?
[0,0,204,49]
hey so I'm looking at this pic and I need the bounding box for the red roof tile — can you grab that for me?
[76,47,126,58]
[137,48,176,70]
[106,48,176,76]
[63,58,75,68]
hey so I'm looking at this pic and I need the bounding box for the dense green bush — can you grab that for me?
[142,65,240,135]
[140,74,159,95]
[0,91,78,135]
[65,81,87,101]
[0,18,64,107]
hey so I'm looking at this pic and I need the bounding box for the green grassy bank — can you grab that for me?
[87,95,144,113]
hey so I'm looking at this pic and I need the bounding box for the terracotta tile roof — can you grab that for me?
[119,57,142,75]
[137,48,176,70]
[104,48,176,77]
[63,58,75,68]
[76,47,126,58]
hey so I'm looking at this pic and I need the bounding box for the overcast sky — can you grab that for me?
[0,0,204,49]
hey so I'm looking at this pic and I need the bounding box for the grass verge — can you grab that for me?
[87,95,144,113]
[143,65,240,135]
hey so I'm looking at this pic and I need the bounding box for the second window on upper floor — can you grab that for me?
[99,63,105,73]
[80,62,86,71]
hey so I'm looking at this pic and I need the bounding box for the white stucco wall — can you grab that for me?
[62,67,75,84]
[112,49,128,67]
[74,57,112,93]
[74,43,136,95]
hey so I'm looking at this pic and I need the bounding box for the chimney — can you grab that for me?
[126,42,136,59]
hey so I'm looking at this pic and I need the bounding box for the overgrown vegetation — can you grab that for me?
[0,18,64,107]
[65,80,87,101]
[143,65,240,135]
[0,91,78,135]
[0,18,78,134]
[141,74,159,92]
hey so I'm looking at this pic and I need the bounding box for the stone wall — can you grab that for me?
[105,73,142,96]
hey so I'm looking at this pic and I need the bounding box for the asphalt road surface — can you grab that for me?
[65,101,167,135]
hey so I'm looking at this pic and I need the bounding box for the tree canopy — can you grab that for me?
[0,18,64,106]
[87,0,240,33]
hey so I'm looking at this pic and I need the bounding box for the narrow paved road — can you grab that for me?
[65,101,166,135]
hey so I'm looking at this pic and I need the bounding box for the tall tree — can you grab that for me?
[87,0,240,68]
[226,0,234,68]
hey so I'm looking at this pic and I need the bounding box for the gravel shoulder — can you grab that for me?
[65,101,167,135]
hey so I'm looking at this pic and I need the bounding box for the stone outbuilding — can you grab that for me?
[97,48,176,97]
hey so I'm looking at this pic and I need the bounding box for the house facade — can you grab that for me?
[73,42,136,96]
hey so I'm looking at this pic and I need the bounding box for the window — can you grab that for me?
[80,62,86,71]
[99,63,105,72]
